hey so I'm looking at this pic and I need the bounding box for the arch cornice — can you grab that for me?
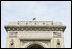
[4,26,66,32]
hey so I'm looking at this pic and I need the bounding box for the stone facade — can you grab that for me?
[5,21,66,48]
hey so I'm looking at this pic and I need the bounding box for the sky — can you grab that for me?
[1,1,71,48]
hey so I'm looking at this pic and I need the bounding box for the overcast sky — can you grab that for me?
[1,1,71,48]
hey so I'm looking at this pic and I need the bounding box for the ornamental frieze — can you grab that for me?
[5,26,66,31]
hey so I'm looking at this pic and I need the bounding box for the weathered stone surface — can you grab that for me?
[5,21,66,48]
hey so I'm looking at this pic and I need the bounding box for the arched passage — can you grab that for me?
[27,44,44,48]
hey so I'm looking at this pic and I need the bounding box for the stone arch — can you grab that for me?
[23,42,48,48]
[27,44,44,48]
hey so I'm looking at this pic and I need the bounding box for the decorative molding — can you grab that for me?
[9,32,17,38]
[53,32,61,38]
[5,26,66,32]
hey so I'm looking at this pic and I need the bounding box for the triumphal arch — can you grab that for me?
[5,21,66,48]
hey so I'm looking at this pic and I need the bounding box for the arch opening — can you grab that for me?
[27,44,44,48]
